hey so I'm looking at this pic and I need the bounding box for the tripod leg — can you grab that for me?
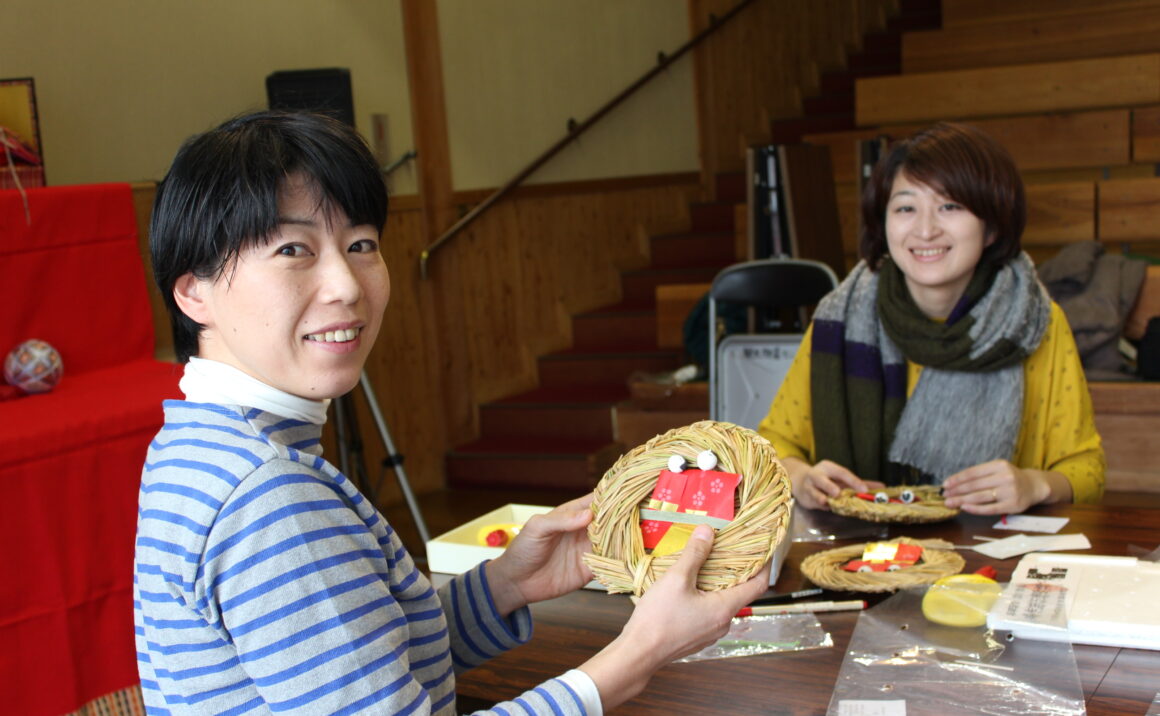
[360,371,431,544]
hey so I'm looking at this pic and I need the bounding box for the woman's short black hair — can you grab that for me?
[150,111,388,362]
[859,122,1024,270]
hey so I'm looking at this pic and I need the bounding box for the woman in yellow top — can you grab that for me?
[758,122,1104,515]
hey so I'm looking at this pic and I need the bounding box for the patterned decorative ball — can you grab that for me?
[4,339,64,394]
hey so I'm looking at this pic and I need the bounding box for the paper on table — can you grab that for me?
[971,533,1090,560]
[993,515,1068,533]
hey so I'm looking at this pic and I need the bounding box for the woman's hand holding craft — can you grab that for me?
[942,460,1072,515]
[579,524,772,710]
[485,493,595,617]
[785,457,886,510]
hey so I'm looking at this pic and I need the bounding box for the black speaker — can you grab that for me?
[266,68,354,127]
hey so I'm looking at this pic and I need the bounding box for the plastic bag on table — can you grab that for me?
[677,613,832,662]
[827,588,1084,716]
[791,503,889,543]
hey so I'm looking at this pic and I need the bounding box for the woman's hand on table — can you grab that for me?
[942,460,1072,514]
[579,524,772,709]
[784,456,885,510]
[485,493,595,616]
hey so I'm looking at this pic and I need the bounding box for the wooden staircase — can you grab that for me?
[445,0,941,492]
[446,172,745,491]
[770,0,942,144]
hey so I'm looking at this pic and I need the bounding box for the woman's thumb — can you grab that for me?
[671,525,715,581]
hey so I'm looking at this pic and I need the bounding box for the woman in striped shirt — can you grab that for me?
[135,111,770,715]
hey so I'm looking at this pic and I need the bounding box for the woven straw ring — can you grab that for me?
[800,537,965,592]
[582,420,793,597]
[827,485,959,524]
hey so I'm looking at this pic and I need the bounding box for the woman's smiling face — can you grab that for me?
[885,171,993,318]
[179,174,390,400]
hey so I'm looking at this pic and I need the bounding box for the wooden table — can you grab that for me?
[455,503,1160,715]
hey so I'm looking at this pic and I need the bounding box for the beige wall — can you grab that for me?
[438,0,698,190]
[2,1,696,193]
[1,0,415,192]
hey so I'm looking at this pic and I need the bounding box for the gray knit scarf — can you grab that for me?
[810,252,1051,484]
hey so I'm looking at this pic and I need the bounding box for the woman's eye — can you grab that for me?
[892,205,914,213]
[942,203,962,211]
[349,238,379,253]
[276,244,308,257]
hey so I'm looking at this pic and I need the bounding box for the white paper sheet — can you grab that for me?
[992,515,1069,533]
[970,533,1090,560]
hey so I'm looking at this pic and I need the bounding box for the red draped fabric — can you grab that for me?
[0,184,181,715]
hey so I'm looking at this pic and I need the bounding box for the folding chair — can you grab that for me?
[708,258,839,428]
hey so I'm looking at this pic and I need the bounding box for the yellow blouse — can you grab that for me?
[757,302,1105,503]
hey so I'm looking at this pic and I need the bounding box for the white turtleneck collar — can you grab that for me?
[179,357,331,425]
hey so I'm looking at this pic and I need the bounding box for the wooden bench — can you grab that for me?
[805,108,1132,186]
[856,53,1160,127]
[903,4,1160,74]
[940,0,1160,29]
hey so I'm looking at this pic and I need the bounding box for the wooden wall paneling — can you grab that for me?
[903,5,1160,74]
[779,143,846,276]
[359,206,448,499]
[834,180,860,268]
[941,0,1160,29]
[1099,176,1160,241]
[1023,181,1096,247]
[856,54,1160,127]
[1090,380,1160,492]
[1132,105,1160,161]
[421,180,701,448]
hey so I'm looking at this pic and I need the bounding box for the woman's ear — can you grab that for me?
[173,273,212,325]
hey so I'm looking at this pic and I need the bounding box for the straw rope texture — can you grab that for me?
[800,537,965,592]
[583,420,792,597]
[827,485,959,523]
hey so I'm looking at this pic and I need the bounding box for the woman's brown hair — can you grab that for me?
[859,122,1025,269]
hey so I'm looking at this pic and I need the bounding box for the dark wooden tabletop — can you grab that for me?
[454,503,1160,715]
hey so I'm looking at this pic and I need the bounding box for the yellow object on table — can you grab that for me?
[922,574,1002,627]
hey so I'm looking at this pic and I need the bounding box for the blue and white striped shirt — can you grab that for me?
[134,401,590,715]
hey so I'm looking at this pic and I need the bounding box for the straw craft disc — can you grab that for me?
[827,485,958,524]
[800,537,964,593]
[583,420,792,597]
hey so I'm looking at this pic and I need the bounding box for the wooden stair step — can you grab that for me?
[538,349,682,387]
[649,231,735,268]
[887,0,942,31]
[770,114,857,144]
[620,266,723,306]
[446,438,623,491]
[714,172,746,203]
[803,92,855,116]
[571,307,658,351]
[478,385,630,442]
[689,201,737,232]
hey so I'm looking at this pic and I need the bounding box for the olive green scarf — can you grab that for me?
[809,253,1051,484]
